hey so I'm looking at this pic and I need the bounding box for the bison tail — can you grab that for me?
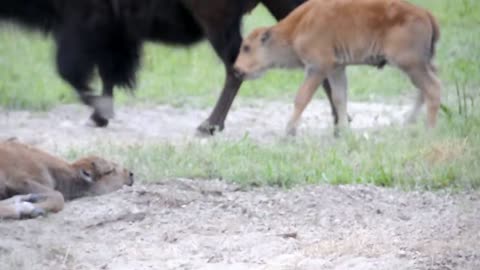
[426,11,440,60]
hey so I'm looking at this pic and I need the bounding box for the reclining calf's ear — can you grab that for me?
[80,169,93,183]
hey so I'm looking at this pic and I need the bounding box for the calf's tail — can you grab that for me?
[426,11,440,72]
[427,11,440,59]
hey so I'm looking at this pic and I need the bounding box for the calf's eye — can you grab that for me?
[103,169,115,176]
[243,45,250,53]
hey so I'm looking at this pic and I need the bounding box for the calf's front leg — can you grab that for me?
[286,68,326,136]
[29,191,65,216]
[1,179,66,219]
[0,194,47,219]
[0,198,23,219]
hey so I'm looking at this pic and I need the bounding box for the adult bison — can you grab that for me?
[1,0,340,135]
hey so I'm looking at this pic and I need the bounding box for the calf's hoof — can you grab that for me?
[286,127,297,137]
[16,201,46,219]
[29,207,47,218]
[196,120,224,137]
[285,121,297,137]
[333,125,351,138]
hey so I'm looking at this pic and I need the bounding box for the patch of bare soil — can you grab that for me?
[0,100,409,151]
[0,179,479,270]
[1,101,478,269]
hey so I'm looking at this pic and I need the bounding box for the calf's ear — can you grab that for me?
[261,29,271,44]
[80,169,94,183]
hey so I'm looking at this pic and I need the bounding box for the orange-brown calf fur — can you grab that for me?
[0,140,134,219]
[234,0,441,136]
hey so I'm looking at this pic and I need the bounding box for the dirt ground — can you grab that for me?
[0,100,409,150]
[1,101,479,270]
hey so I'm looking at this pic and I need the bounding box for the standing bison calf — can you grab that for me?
[0,140,134,219]
[234,0,442,136]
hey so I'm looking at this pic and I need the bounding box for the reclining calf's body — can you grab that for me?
[0,141,134,219]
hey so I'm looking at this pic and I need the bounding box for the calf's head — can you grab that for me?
[72,156,134,196]
[234,27,297,80]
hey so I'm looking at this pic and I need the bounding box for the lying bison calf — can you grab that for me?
[0,140,134,219]
[234,0,441,136]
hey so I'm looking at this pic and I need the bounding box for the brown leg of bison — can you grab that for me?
[194,9,245,136]
[197,71,242,136]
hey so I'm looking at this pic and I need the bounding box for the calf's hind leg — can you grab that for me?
[3,179,65,219]
[403,64,441,128]
[322,80,352,125]
[406,91,424,124]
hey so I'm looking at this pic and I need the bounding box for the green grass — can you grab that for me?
[64,113,480,190]
[1,0,480,190]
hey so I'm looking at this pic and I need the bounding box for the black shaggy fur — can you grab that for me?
[1,0,314,131]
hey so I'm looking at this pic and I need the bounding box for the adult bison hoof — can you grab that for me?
[89,112,110,127]
[81,95,114,127]
[196,120,224,137]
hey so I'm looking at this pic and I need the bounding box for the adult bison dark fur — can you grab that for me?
[0,0,338,134]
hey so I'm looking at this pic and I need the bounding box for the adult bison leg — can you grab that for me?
[196,18,244,136]
[89,80,114,127]
[197,71,242,135]
[92,34,141,127]
[55,30,114,126]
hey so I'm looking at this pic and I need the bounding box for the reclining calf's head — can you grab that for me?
[72,156,134,196]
